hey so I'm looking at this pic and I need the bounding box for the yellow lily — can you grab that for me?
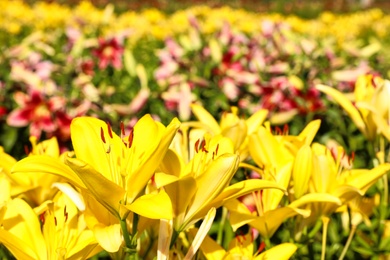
[316,75,390,141]
[0,174,11,222]
[190,231,297,260]
[225,161,311,239]
[158,207,217,260]
[0,191,101,260]
[12,115,180,253]
[1,137,61,206]
[371,78,390,141]
[291,143,390,227]
[226,121,320,239]
[337,195,379,260]
[247,119,320,170]
[190,104,268,160]
[155,133,285,241]
[289,142,390,260]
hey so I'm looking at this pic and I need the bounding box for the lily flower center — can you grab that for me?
[40,205,70,259]
[100,121,135,189]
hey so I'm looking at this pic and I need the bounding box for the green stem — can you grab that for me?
[339,224,356,260]
[216,207,228,245]
[120,214,139,259]
[132,213,139,236]
[382,174,388,206]
[321,216,330,260]
[120,218,133,250]
[308,219,323,238]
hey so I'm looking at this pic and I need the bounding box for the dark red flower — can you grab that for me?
[93,37,124,70]
[6,90,64,138]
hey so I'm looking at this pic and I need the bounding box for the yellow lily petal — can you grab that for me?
[311,149,337,193]
[82,191,121,251]
[223,199,256,231]
[188,229,226,260]
[298,119,321,145]
[11,155,85,188]
[256,243,297,260]
[214,179,285,206]
[68,242,102,260]
[184,154,239,225]
[226,199,309,238]
[220,115,247,151]
[165,176,197,223]
[246,109,268,134]
[343,163,390,192]
[191,103,221,134]
[0,229,37,260]
[225,233,254,259]
[262,161,293,212]
[158,149,184,178]
[125,190,173,219]
[126,116,180,200]
[289,193,342,208]
[184,207,216,260]
[29,136,60,157]
[372,113,390,141]
[65,156,125,218]
[0,175,10,204]
[249,207,310,238]
[331,185,363,203]
[70,117,121,182]
[2,198,47,259]
[51,182,85,211]
[194,179,285,222]
[93,223,122,253]
[316,84,367,137]
[0,147,29,186]
[292,144,313,199]
[154,172,180,188]
[269,109,299,125]
[249,126,293,168]
[0,146,17,171]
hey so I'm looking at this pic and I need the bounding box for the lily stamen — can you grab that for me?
[128,128,134,149]
[100,127,106,144]
[107,122,113,139]
[194,139,200,153]
[64,206,68,223]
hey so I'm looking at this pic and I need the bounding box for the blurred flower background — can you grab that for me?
[1,0,390,259]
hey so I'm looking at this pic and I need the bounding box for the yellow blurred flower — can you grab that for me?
[190,104,268,160]
[316,75,390,141]
[190,231,297,260]
[12,115,180,253]
[0,191,100,260]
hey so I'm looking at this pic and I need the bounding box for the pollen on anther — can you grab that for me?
[283,124,289,135]
[201,140,208,153]
[64,206,68,223]
[107,122,113,139]
[39,212,46,225]
[100,127,106,143]
[120,122,125,136]
[195,139,200,153]
[128,128,134,148]
[348,151,355,166]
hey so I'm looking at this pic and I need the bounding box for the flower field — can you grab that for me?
[1,1,390,259]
